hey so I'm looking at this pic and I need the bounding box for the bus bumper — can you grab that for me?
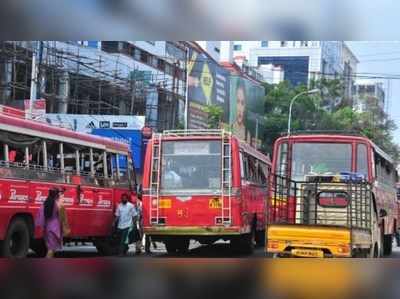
[144,226,242,236]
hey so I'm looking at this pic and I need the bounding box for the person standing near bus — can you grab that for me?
[114,194,137,256]
[134,197,144,255]
[35,188,64,258]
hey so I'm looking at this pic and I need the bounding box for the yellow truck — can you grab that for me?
[266,174,381,258]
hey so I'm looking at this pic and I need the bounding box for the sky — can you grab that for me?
[347,41,400,145]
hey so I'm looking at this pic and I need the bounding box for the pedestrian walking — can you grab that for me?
[145,235,158,254]
[114,193,137,256]
[134,197,145,255]
[35,188,69,258]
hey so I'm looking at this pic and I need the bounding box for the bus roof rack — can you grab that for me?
[281,130,365,137]
[162,129,232,137]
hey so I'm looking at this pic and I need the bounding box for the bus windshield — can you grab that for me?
[291,142,352,181]
[160,140,222,194]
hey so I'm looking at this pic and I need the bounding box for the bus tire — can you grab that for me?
[1,218,30,258]
[31,239,47,258]
[255,229,266,247]
[383,234,393,256]
[231,232,254,255]
[165,238,189,255]
[94,239,119,256]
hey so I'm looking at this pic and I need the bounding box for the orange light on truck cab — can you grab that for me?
[268,241,279,249]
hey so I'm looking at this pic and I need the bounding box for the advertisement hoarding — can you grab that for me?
[44,114,145,171]
[91,129,143,171]
[229,76,265,143]
[187,48,230,128]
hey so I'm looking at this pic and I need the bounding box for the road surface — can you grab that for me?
[29,240,400,258]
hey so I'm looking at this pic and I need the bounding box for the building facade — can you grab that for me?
[0,41,187,132]
[353,79,386,113]
[233,41,358,93]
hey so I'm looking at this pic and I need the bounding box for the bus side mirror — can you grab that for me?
[136,184,143,199]
[379,209,387,218]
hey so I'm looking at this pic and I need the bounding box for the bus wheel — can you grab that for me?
[383,234,393,256]
[94,239,119,256]
[165,238,189,255]
[1,218,30,258]
[231,232,254,255]
[31,239,47,258]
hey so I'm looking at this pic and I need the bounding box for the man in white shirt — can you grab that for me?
[115,194,137,256]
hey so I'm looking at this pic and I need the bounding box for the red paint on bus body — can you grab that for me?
[142,133,271,248]
[0,111,136,255]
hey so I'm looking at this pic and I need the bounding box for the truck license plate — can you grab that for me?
[291,249,324,258]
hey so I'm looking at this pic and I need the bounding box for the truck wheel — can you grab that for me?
[31,239,47,258]
[1,218,30,258]
[383,234,393,256]
[255,229,266,247]
[94,238,119,256]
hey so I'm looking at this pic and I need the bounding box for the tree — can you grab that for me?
[261,80,399,161]
[203,104,223,129]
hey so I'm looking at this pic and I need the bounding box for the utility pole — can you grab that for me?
[255,117,259,150]
[130,67,137,115]
[29,41,40,119]
[184,46,189,130]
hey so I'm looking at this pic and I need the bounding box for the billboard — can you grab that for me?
[187,48,230,128]
[91,129,143,171]
[43,114,145,133]
[229,76,265,143]
[44,114,145,171]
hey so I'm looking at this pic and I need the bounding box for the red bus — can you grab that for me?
[141,130,271,254]
[0,107,137,257]
[272,133,398,256]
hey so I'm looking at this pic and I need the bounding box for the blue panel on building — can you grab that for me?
[87,41,98,48]
[91,129,142,171]
[258,56,309,86]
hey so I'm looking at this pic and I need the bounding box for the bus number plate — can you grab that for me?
[209,198,222,209]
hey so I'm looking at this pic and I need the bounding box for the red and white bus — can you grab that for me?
[141,130,271,254]
[0,106,137,257]
[272,133,398,255]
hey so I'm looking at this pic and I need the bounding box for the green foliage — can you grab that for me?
[203,104,223,129]
[261,80,399,161]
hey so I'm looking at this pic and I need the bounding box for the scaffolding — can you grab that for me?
[0,41,187,131]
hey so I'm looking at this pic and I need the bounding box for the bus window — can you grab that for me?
[357,144,368,178]
[258,162,268,186]
[277,142,288,176]
[63,143,79,175]
[291,143,352,181]
[116,154,130,187]
[375,152,395,186]
[247,155,257,182]
[239,152,245,180]
[160,140,221,194]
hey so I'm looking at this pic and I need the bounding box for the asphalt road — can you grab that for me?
[29,240,400,258]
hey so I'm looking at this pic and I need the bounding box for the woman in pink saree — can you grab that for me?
[35,188,63,258]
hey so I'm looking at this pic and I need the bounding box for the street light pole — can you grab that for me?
[287,89,320,136]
